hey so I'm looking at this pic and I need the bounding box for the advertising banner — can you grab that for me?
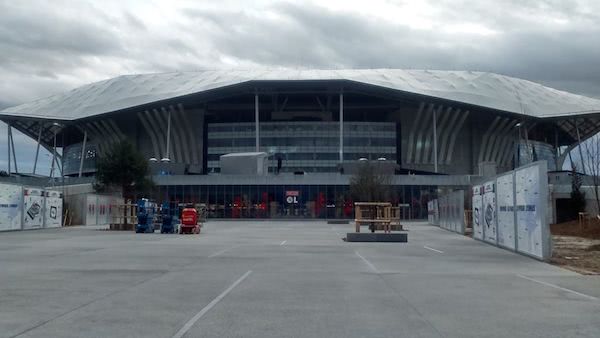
[23,187,44,229]
[472,185,484,240]
[483,181,497,244]
[0,183,22,231]
[44,190,63,228]
[496,173,516,250]
[515,164,547,259]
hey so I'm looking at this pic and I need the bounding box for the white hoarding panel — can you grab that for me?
[433,199,439,225]
[44,190,63,228]
[454,190,465,234]
[472,186,484,240]
[0,183,22,231]
[434,190,465,234]
[442,195,449,230]
[85,194,97,225]
[23,187,44,229]
[482,181,497,244]
[109,196,123,225]
[428,201,434,224]
[97,195,110,225]
[515,164,547,259]
[496,173,516,250]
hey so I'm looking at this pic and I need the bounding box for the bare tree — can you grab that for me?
[349,161,393,202]
[583,136,600,216]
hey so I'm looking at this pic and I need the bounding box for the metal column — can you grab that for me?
[78,130,87,177]
[554,127,559,170]
[33,123,43,174]
[165,110,171,160]
[433,106,438,173]
[7,124,11,175]
[255,94,259,152]
[339,92,344,162]
[9,125,17,173]
[574,118,586,175]
[50,127,57,178]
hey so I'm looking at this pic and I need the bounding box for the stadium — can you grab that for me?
[2,69,600,219]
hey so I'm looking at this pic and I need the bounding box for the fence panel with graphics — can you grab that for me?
[471,161,551,261]
[0,183,64,231]
[23,187,44,229]
[0,183,23,231]
[44,190,63,228]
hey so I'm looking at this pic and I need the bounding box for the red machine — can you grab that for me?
[180,206,200,234]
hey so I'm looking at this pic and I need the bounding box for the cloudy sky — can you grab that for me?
[1,0,600,173]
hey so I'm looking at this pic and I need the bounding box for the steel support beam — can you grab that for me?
[33,123,43,174]
[7,124,11,175]
[339,92,344,162]
[9,125,18,173]
[78,130,87,177]
[50,128,57,178]
[255,93,260,152]
[165,109,171,160]
[433,105,438,172]
[575,118,586,175]
[554,127,559,170]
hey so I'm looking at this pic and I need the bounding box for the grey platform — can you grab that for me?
[345,232,408,242]
[327,220,350,224]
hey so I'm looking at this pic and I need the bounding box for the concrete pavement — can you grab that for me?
[1,221,598,338]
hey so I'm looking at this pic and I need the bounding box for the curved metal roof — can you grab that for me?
[2,69,600,121]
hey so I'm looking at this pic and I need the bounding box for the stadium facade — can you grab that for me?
[2,69,600,219]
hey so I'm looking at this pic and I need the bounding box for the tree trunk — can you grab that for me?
[594,182,600,217]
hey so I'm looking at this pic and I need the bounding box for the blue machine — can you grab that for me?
[135,199,156,233]
[160,202,176,234]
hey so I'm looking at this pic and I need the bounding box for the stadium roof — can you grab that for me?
[2,69,600,121]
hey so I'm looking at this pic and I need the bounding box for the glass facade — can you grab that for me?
[207,121,397,173]
[153,184,436,220]
[517,140,556,171]
[62,142,98,176]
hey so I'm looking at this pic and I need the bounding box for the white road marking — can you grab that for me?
[423,246,444,254]
[280,240,287,246]
[355,251,379,273]
[172,270,253,338]
[516,274,598,301]
[208,245,238,258]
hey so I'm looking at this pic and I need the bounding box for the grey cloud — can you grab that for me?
[35,70,59,79]
[180,1,600,97]
[124,12,146,31]
[0,0,598,108]
[0,3,122,55]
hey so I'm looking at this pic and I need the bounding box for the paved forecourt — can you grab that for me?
[0,221,598,338]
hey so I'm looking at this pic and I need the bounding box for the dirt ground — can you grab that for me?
[550,219,600,275]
